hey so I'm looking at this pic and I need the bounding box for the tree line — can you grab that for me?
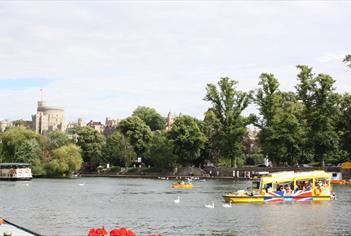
[0,55,350,176]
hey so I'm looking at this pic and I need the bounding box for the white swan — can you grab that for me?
[205,202,215,208]
[222,202,232,208]
[174,196,180,204]
[78,182,85,186]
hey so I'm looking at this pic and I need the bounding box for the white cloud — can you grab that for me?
[0,1,350,122]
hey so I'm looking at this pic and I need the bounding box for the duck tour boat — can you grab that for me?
[223,171,334,203]
[0,163,32,181]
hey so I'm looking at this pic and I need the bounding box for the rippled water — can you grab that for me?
[0,178,351,236]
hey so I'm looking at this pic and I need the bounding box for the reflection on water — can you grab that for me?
[0,179,350,236]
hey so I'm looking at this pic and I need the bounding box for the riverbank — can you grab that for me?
[79,166,339,180]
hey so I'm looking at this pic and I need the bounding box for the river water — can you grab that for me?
[0,178,350,236]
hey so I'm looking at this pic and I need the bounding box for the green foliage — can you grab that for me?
[110,166,121,172]
[0,127,46,175]
[1,127,42,162]
[48,130,71,150]
[46,144,82,176]
[72,126,105,167]
[344,54,351,68]
[148,131,177,169]
[204,77,251,167]
[119,116,153,157]
[132,106,166,131]
[168,115,207,165]
[102,130,136,167]
[296,66,340,166]
[245,154,265,166]
[255,74,306,166]
[337,93,351,161]
[16,139,46,175]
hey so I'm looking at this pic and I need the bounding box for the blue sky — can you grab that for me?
[0,1,350,122]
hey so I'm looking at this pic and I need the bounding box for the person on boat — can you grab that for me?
[283,184,292,195]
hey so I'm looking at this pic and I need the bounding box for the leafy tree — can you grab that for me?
[48,130,71,150]
[203,109,222,164]
[204,77,251,167]
[0,127,42,162]
[47,144,82,176]
[336,93,351,162]
[255,74,305,166]
[168,115,207,165]
[102,131,136,167]
[73,126,105,168]
[296,65,340,166]
[148,131,177,169]
[344,54,351,68]
[119,116,153,157]
[132,106,166,131]
[16,139,46,175]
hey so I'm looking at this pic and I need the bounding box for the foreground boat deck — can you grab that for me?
[0,219,40,236]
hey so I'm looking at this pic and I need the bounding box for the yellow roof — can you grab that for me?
[341,162,351,169]
[261,171,330,182]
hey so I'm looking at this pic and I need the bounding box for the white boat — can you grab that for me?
[0,163,32,181]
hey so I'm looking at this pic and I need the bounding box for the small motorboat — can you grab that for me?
[171,181,193,189]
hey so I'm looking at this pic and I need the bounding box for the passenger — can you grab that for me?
[305,181,312,191]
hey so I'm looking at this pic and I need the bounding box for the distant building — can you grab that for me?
[87,120,104,133]
[103,117,119,136]
[244,128,259,154]
[0,119,12,132]
[166,112,176,131]
[32,101,65,135]
[66,118,86,130]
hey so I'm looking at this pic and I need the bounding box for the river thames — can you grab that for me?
[0,178,350,236]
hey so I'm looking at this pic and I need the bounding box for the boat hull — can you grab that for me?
[223,190,332,203]
[171,183,193,188]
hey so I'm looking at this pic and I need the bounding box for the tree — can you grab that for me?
[255,74,305,166]
[0,127,42,162]
[168,115,207,165]
[132,106,166,131]
[47,144,82,176]
[336,93,351,162]
[73,126,105,168]
[344,54,351,68]
[204,77,251,167]
[16,139,46,175]
[203,109,223,164]
[102,131,136,167]
[296,65,340,166]
[148,131,177,169]
[48,130,71,150]
[119,116,153,157]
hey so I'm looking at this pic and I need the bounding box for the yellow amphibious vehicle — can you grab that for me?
[223,171,334,203]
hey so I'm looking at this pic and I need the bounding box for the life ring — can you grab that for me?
[314,188,321,196]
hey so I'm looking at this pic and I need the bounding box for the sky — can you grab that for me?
[0,1,350,122]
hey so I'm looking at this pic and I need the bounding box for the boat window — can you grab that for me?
[263,183,273,192]
[276,181,294,194]
[315,178,329,187]
[295,179,313,191]
[252,181,260,190]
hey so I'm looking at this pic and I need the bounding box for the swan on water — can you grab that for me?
[222,202,232,208]
[78,182,85,186]
[174,196,180,204]
[205,202,214,208]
